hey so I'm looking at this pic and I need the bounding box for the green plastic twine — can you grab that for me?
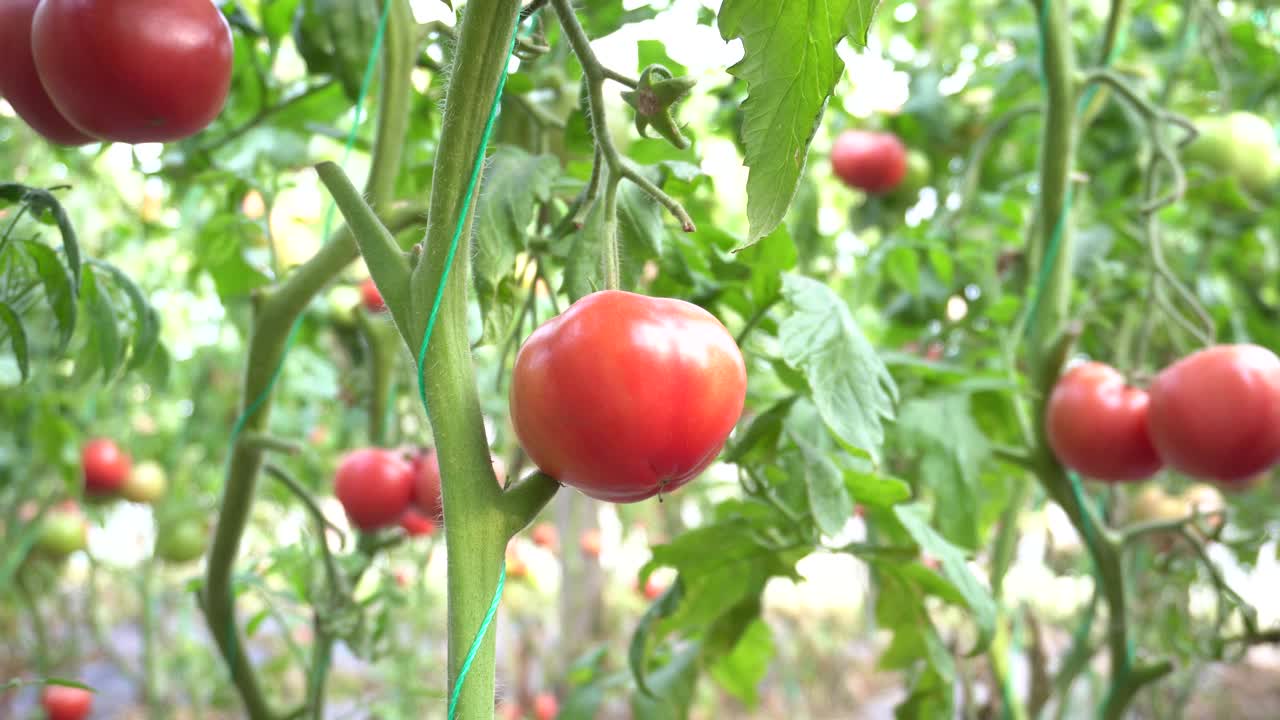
[219,0,393,689]
[425,14,533,720]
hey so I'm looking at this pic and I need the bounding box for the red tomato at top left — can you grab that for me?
[0,0,93,145]
[30,0,234,143]
[82,438,132,495]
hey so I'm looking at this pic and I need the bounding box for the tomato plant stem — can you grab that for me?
[398,0,559,715]
[200,2,418,713]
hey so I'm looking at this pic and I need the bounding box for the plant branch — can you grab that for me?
[201,3,419,709]
[549,0,695,232]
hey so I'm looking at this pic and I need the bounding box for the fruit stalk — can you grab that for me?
[200,3,417,716]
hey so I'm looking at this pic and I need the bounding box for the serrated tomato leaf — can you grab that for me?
[718,0,879,243]
[779,274,897,462]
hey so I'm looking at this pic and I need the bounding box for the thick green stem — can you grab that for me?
[201,5,418,708]
[402,1,557,717]
[354,308,401,446]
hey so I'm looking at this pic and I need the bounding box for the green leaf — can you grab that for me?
[0,184,81,291]
[844,465,912,508]
[899,395,992,549]
[928,245,954,288]
[474,147,560,297]
[709,618,773,707]
[893,502,996,652]
[561,197,605,303]
[790,434,853,536]
[886,245,921,295]
[725,395,796,463]
[844,1,881,46]
[779,274,898,462]
[0,301,30,382]
[81,266,122,380]
[90,260,159,372]
[21,241,76,351]
[628,578,685,698]
[630,643,700,720]
[718,0,874,243]
[618,177,667,263]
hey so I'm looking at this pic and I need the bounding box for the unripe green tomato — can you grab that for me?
[155,521,207,564]
[121,461,167,504]
[897,150,931,196]
[1184,112,1280,196]
[35,510,88,557]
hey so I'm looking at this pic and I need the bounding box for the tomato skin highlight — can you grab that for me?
[830,129,908,194]
[1147,344,1280,485]
[1045,362,1163,482]
[0,0,94,144]
[334,448,414,531]
[31,0,234,143]
[510,290,746,503]
[41,684,94,720]
[82,438,132,495]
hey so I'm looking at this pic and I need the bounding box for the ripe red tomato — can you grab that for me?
[398,509,437,537]
[497,702,523,720]
[410,449,506,524]
[82,438,132,495]
[1147,345,1280,485]
[30,0,234,143]
[579,528,602,558]
[642,576,666,600]
[533,692,558,720]
[41,684,93,720]
[360,278,386,313]
[1045,362,1163,482]
[509,290,746,502]
[830,129,908,194]
[334,448,414,531]
[530,522,558,550]
[0,0,93,145]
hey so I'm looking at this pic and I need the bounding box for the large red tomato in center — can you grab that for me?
[1146,344,1280,485]
[0,0,93,145]
[31,0,234,143]
[830,129,908,194]
[509,290,747,503]
[1045,362,1162,482]
[334,449,413,531]
[41,684,94,720]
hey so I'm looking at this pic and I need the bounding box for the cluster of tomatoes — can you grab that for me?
[1047,344,1280,488]
[0,0,233,145]
[332,446,485,536]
